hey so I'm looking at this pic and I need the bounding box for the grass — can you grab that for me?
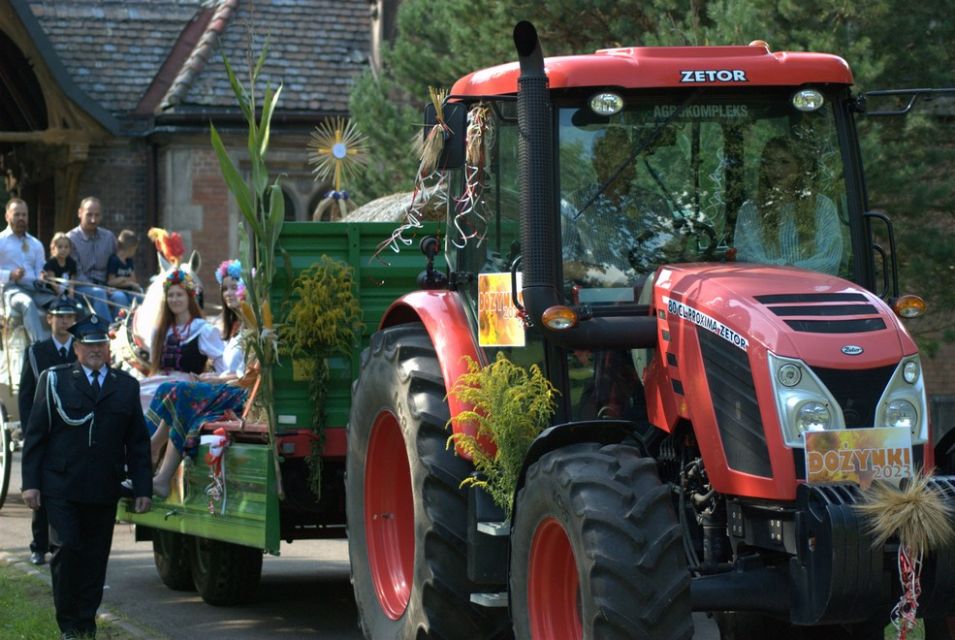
[0,560,137,639]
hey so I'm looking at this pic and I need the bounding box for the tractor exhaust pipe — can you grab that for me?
[513,22,656,349]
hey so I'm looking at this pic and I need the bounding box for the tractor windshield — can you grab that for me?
[558,89,852,292]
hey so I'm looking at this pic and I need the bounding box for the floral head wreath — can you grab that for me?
[215,259,243,283]
[163,268,198,297]
[215,259,246,300]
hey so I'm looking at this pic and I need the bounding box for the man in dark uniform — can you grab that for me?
[20,314,152,640]
[19,295,78,565]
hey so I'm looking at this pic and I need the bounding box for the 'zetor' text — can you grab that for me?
[679,69,748,83]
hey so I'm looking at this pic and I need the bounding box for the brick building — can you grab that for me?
[0,0,372,289]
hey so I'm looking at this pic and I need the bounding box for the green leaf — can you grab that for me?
[253,40,269,81]
[268,181,285,246]
[251,156,269,202]
[222,54,252,121]
[259,84,283,157]
[210,124,261,237]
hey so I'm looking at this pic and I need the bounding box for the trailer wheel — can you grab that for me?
[152,529,195,591]
[511,442,693,640]
[0,405,11,510]
[190,537,262,605]
[346,323,508,639]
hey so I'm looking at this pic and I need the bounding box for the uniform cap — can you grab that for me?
[45,295,80,316]
[67,315,110,344]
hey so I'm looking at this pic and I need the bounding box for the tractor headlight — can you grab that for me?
[885,399,917,430]
[902,360,920,384]
[875,356,928,441]
[770,352,845,447]
[777,363,802,387]
[796,401,831,432]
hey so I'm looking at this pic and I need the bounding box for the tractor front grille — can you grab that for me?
[811,364,895,428]
[698,327,772,478]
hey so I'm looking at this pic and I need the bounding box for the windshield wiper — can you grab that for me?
[572,89,702,221]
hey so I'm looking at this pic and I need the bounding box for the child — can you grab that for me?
[41,232,78,297]
[107,229,143,315]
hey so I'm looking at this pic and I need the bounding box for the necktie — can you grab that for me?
[91,369,101,396]
[59,347,67,359]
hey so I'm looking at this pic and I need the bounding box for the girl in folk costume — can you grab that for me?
[149,268,227,376]
[145,261,256,498]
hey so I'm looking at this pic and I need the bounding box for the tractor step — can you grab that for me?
[470,591,508,607]
[476,521,510,536]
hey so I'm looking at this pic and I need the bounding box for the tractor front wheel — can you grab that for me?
[510,442,693,640]
[346,323,508,639]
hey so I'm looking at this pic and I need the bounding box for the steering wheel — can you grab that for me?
[672,215,717,261]
[624,193,718,269]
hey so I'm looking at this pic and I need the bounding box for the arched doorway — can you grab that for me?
[0,28,52,238]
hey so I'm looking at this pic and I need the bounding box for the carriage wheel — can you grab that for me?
[0,404,12,510]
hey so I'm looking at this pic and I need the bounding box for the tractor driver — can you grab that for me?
[734,135,843,275]
[562,127,644,287]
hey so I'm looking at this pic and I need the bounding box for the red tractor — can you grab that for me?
[346,22,955,639]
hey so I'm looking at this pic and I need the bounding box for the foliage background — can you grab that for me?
[349,0,955,354]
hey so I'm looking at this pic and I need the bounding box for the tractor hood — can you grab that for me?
[652,263,917,368]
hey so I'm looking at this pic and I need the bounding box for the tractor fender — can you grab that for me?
[515,420,640,498]
[380,291,484,444]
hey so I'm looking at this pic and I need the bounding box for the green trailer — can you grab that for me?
[119,220,443,604]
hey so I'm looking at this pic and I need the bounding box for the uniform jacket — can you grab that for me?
[19,339,76,426]
[21,362,152,504]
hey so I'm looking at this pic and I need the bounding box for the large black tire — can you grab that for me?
[346,323,509,639]
[0,405,11,510]
[510,442,693,640]
[152,529,195,591]
[189,537,263,605]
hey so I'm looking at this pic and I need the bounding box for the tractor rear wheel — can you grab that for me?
[152,529,195,591]
[346,323,508,639]
[510,442,692,640]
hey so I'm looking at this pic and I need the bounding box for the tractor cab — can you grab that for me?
[439,42,881,311]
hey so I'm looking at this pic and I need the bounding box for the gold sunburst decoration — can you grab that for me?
[308,117,368,221]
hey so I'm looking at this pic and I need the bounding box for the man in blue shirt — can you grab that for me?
[0,198,52,341]
[67,197,125,321]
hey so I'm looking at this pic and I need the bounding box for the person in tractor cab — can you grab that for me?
[561,126,669,287]
[734,135,843,274]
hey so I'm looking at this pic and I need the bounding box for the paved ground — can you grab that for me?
[1,454,362,640]
[2,453,721,639]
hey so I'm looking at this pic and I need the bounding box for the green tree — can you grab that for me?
[350,0,955,345]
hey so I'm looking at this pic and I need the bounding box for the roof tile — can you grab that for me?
[28,0,371,117]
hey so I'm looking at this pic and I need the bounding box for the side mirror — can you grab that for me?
[423,101,467,170]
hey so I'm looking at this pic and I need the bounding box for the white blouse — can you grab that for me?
[734,194,843,275]
[222,332,245,376]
